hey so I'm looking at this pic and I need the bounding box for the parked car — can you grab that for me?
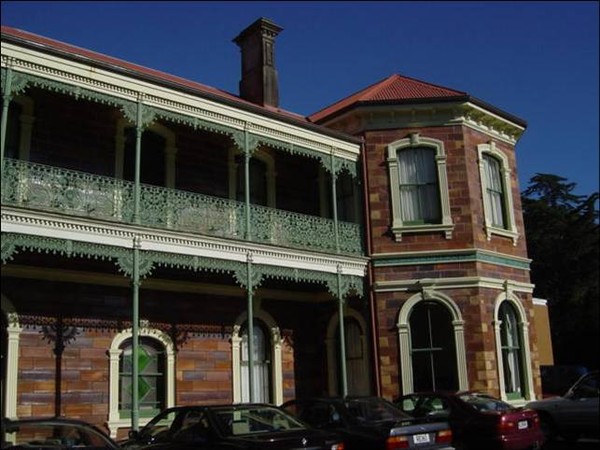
[120,403,344,449]
[281,396,454,450]
[395,391,544,450]
[540,365,589,398]
[1,416,120,449]
[526,370,599,442]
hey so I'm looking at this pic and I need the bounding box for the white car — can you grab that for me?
[526,370,599,443]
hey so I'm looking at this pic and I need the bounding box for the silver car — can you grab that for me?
[526,370,599,443]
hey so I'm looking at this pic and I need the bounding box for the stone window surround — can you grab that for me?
[396,290,469,396]
[107,327,175,438]
[386,133,454,242]
[477,141,519,245]
[493,291,535,404]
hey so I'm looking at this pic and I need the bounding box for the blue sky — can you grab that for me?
[2,1,598,197]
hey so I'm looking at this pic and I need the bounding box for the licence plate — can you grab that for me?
[518,420,528,429]
[413,433,431,444]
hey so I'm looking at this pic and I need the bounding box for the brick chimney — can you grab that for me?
[233,17,282,108]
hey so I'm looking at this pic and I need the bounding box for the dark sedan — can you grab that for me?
[395,391,544,450]
[120,403,344,449]
[526,370,599,443]
[1,416,120,449]
[281,396,454,450]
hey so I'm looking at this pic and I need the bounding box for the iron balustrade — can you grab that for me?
[1,158,363,255]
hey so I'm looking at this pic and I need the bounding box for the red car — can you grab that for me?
[395,391,544,450]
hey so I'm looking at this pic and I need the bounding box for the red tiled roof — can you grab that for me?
[0,25,308,123]
[309,74,467,123]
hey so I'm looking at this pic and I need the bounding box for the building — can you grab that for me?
[1,17,546,438]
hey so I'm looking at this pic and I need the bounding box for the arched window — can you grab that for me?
[493,293,535,403]
[477,142,519,244]
[409,301,458,392]
[387,134,453,241]
[498,301,525,399]
[108,328,175,438]
[240,322,271,403]
[119,337,166,416]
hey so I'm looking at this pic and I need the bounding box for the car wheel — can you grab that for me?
[538,413,557,442]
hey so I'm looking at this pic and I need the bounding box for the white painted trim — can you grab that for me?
[397,291,468,395]
[477,142,519,245]
[493,290,535,403]
[107,327,175,438]
[231,307,283,405]
[386,133,454,241]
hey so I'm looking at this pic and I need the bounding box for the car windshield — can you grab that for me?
[344,398,411,422]
[458,393,514,412]
[3,421,111,448]
[211,405,306,436]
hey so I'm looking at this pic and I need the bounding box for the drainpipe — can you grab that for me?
[360,135,381,396]
[1,67,13,174]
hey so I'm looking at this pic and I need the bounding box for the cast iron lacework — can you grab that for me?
[1,158,362,255]
[0,66,359,176]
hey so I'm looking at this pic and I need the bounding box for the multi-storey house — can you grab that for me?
[1,19,369,438]
[1,16,549,440]
[310,72,541,404]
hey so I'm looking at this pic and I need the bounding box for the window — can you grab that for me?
[240,322,271,403]
[108,328,175,438]
[498,301,525,400]
[409,301,458,392]
[494,294,535,403]
[397,147,441,224]
[477,142,519,244]
[119,337,165,416]
[387,134,453,241]
[231,311,284,405]
[397,291,468,396]
[123,129,167,186]
[482,154,506,228]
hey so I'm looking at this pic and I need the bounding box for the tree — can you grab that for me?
[522,174,599,370]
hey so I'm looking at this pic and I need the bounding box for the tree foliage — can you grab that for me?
[522,174,599,369]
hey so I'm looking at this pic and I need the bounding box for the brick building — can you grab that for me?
[1,18,548,439]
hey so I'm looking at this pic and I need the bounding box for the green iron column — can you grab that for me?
[131,97,144,431]
[1,67,13,174]
[337,265,348,397]
[331,149,348,397]
[246,253,255,402]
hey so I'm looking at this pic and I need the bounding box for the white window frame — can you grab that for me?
[387,133,453,241]
[397,290,468,396]
[231,307,283,405]
[493,292,535,404]
[477,142,519,244]
[107,327,175,438]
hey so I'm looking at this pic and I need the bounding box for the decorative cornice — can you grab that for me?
[321,101,525,145]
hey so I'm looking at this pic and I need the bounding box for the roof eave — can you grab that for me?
[1,30,362,145]
[311,95,527,129]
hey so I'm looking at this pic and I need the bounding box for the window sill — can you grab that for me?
[391,223,454,242]
[485,226,519,245]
